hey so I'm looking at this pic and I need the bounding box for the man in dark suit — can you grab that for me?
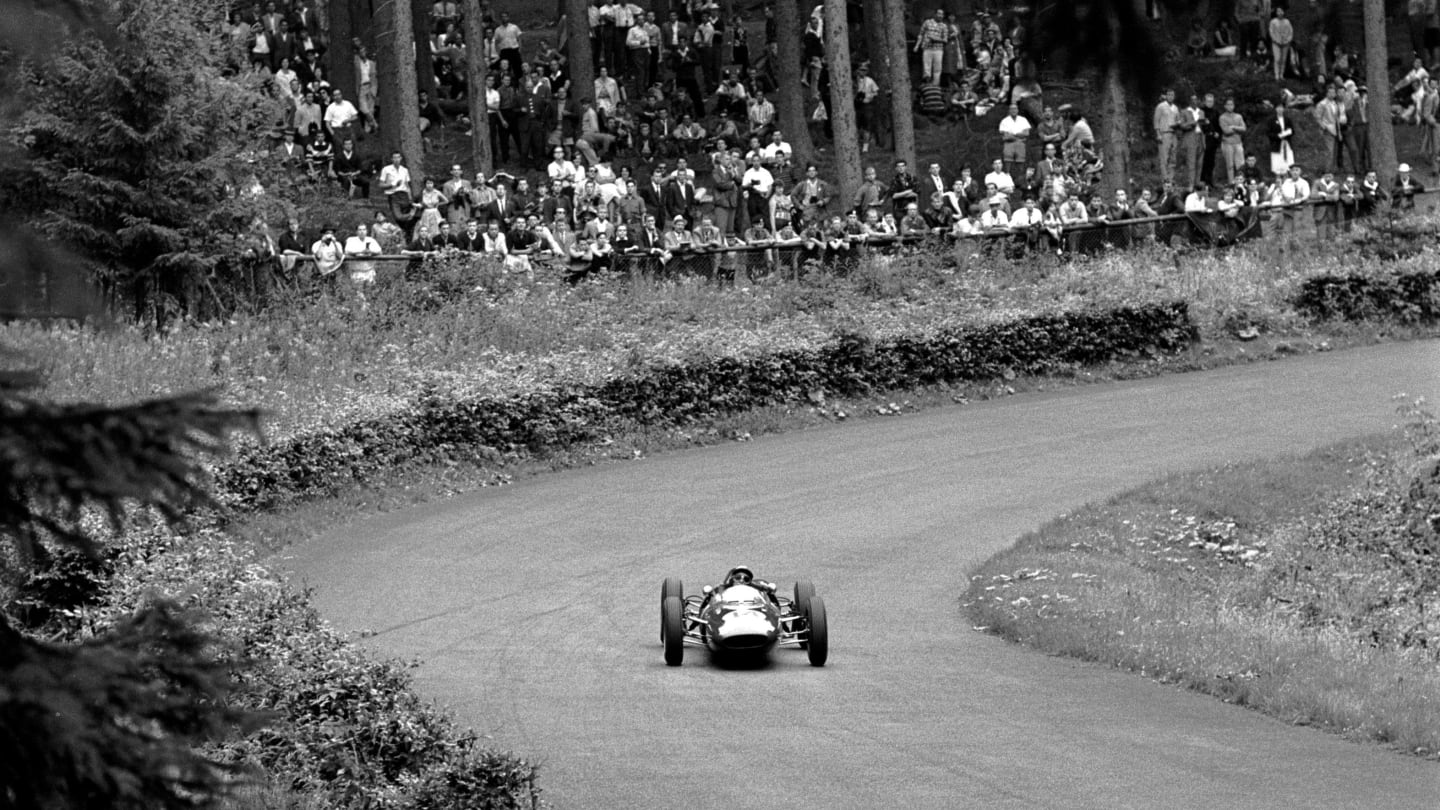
[639,167,669,223]
[484,183,517,228]
[1034,146,1060,191]
[663,162,697,224]
[919,161,949,201]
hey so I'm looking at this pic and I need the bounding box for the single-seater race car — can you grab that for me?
[659,566,828,667]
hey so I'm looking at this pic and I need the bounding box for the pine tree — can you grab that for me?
[0,373,261,808]
[1,0,279,323]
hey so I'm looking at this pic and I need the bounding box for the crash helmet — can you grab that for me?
[726,566,754,586]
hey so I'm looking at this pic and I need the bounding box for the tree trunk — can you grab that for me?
[462,0,493,173]
[883,0,914,168]
[376,0,425,186]
[775,0,815,167]
[566,0,594,100]
[330,0,357,100]
[413,0,437,102]
[1364,0,1398,186]
[1099,57,1129,194]
[863,0,888,85]
[824,0,862,203]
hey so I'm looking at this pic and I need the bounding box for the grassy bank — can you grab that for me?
[0,237,1401,432]
[964,402,1440,758]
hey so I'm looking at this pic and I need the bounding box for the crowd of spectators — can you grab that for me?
[229,0,1430,288]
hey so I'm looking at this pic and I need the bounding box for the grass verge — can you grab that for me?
[963,402,1440,759]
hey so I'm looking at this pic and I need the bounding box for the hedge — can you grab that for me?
[217,302,1196,510]
[1293,270,1440,323]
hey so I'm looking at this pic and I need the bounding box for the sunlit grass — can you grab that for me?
[965,433,1440,758]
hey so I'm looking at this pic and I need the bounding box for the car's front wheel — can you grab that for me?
[794,581,816,648]
[805,595,828,667]
[662,595,685,667]
[661,577,683,641]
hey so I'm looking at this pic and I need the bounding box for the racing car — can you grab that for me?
[659,566,828,667]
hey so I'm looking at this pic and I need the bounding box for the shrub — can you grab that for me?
[216,302,1197,509]
[1292,269,1440,323]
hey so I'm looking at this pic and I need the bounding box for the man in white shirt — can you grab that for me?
[547,146,580,189]
[983,159,1015,196]
[998,103,1032,182]
[1009,196,1043,228]
[625,11,651,89]
[1272,165,1310,233]
[979,195,1011,230]
[323,88,359,147]
[760,129,791,169]
[377,151,412,219]
[343,223,383,285]
[741,154,774,225]
[1183,183,1211,212]
[492,12,523,79]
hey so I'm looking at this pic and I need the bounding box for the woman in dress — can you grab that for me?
[416,178,449,239]
[1265,105,1294,176]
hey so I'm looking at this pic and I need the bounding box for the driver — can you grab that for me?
[718,565,778,602]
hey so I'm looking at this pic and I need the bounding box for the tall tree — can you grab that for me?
[824,0,862,203]
[775,0,815,167]
[462,0,493,173]
[566,0,594,100]
[1098,12,1130,194]
[375,0,425,187]
[883,0,914,169]
[413,0,438,102]
[862,0,889,87]
[330,0,357,101]
[1363,0,1398,186]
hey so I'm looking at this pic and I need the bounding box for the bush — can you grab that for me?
[1293,269,1440,323]
[217,302,1197,509]
[72,521,543,810]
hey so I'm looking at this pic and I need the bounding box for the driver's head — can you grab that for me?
[728,566,753,585]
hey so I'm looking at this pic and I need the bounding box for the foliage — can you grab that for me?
[962,408,1440,757]
[214,301,1196,508]
[0,600,258,810]
[0,327,261,809]
[1292,269,1440,323]
[1,0,280,322]
[66,519,543,810]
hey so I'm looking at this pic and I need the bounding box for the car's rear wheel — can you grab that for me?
[805,595,828,667]
[794,581,816,648]
[661,577,683,641]
[662,595,685,667]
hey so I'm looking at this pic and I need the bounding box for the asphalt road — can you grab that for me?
[283,340,1440,809]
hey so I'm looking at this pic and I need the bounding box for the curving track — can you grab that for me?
[283,341,1440,809]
